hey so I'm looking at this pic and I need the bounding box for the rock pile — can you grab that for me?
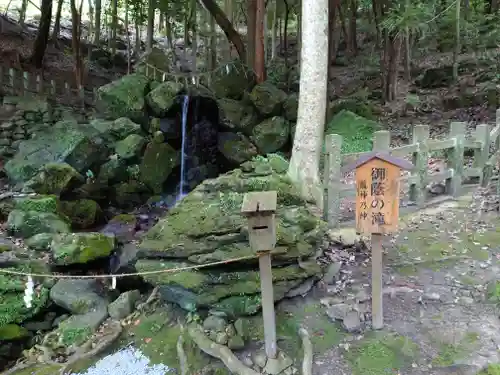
[136,154,328,317]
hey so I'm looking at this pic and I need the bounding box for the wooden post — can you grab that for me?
[9,68,15,93]
[323,134,342,228]
[50,80,56,95]
[474,124,490,186]
[241,191,278,359]
[36,74,42,94]
[409,125,429,206]
[23,71,29,93]
[446,121,465,197]
[343,152,413,330]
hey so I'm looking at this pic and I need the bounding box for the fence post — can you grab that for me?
[36,74,42,94]
[372,130,390,151]
[409,125,429,206]
[50,80,56,95]
[9,68,15,93]
[23,71,29,93]
[445,121,466,197]
[474,124,490,187]
[323,134,342,229]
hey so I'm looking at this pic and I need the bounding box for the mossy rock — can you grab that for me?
[25,163,84,196]
[6,210,70,239]
[50,232,116,266]
[137,154,327,316]
[0,323,29,340]
[60,199,103,229]
[327,98,375,121]
[249,82,287,116]
[114,134,147,161]
[251,116,290,154]
[15,195,62,215]
[25,233,55,251]
[139,142,179,194]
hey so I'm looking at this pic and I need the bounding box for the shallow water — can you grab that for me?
[69,346,173,375]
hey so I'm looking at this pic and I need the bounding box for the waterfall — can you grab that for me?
[178,94,190,200]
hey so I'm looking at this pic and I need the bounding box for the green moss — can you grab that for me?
[478,364,500,375]
[345,332,419,375]
[58,324,92,346]
[109,214,137,224]
[431,331,480,366]
[123,309,209,371]
[60,199,102,229]
[15,195,61,214]
[51,233,115,265]
[0,324,29,340]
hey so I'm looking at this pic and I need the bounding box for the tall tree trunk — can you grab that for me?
[327,0,339,96]
[146,0,155,51]
[247,0,257,69]
[93,0,102,44]
[271,0,277,59]
[125,0,131,73]
[87,0,94,61]
[452,0,461,81]
[381,32,402,102]
[111,0,118,55]
[31,0,52,68]
[288,0,328,205]
[52,0,64,44]
[19,0,27,25]
[282,0,290,67]
[255,0,266,82]
[349,0,358,55]
[70,0,84,89]
[199,0,246,61]
[224,0,233,59]
[403,0,410,82]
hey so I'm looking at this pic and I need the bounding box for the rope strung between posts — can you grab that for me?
[0,254,258,279]
[6,254,258,308]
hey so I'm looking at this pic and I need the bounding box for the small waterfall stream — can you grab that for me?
[177,95,190,201]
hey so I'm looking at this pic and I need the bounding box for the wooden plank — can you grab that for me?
[445,122,466,197]
[371,233,384,330]
[427,138,456,151]
[474,124,490,186]
[490,124,500,143]
[463,139,483,149]
[259,253,277,359]
[391,143,418,157]
[409,125,429,207]
[323,134,342,228]
[241,191,277,214]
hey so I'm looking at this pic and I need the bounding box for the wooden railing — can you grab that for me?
[0,66,96,107]
[323,108,500,228]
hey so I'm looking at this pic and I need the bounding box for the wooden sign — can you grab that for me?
[343,152,414,235]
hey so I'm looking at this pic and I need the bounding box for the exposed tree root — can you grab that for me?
[60,320,123,374]
[298,327,313,375]
[177,322,188,375]
[187,323,261,375]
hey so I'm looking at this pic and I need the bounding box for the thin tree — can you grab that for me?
[288,0,329,205]
[255,0,266,82]
[30,0,52,68]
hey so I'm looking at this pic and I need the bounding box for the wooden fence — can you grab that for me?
[0,66,95,107]
[323,108,500,229]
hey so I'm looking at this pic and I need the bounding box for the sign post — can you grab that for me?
[241,190,278,359]
[343,152,413,329]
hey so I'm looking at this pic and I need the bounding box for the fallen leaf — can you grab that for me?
[144,337,152,343]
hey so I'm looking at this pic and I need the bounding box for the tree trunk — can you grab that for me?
[125,0,131,73]
[30,0,52,68]
[288,0,328,205]
[200,0,246,61]
[452,0,460,82]
[224,0,233,60]
[70,0,84,89]
[19,0,27,25]
[327,0,339,95]
[282,0,290,67]
[381,32,402,102]
[371,0,380,46]
[87,0,94,61]
[93,0,101,44]
[271,0,277,59]
[135,19,140,57]
[111,0,118,55]
[255,0,266,82]
[247,0,257,69]
[348,0,358,55]
[146,0,155,52]
[52,0,64,44]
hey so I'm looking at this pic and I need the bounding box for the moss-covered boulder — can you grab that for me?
[15,195,62,214]
[114,134,147,161]
[136,154,327,317]
[139,142,179,194]
[4,121,108,184]
[283,94,298,122]
[218,132,258,165]
[25,163,84,196]
[111,180,151,209]
[25,233,55,251]
[60,199,103,229]
[249,82,288,117]
[251,116,290,154]
[96,73,150,124]
[89,117,143,143]
[50,232,116,266]
[146,81,184,117]
[218,98,258,135]
[97,158,129,184]
[325,110,380,154]
[210,60,256,99]
[6,210,70,238]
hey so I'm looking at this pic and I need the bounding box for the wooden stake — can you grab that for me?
[371,233,384,330]
[259,251,277,359]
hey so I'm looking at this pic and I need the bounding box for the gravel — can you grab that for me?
[70,346,173,375]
